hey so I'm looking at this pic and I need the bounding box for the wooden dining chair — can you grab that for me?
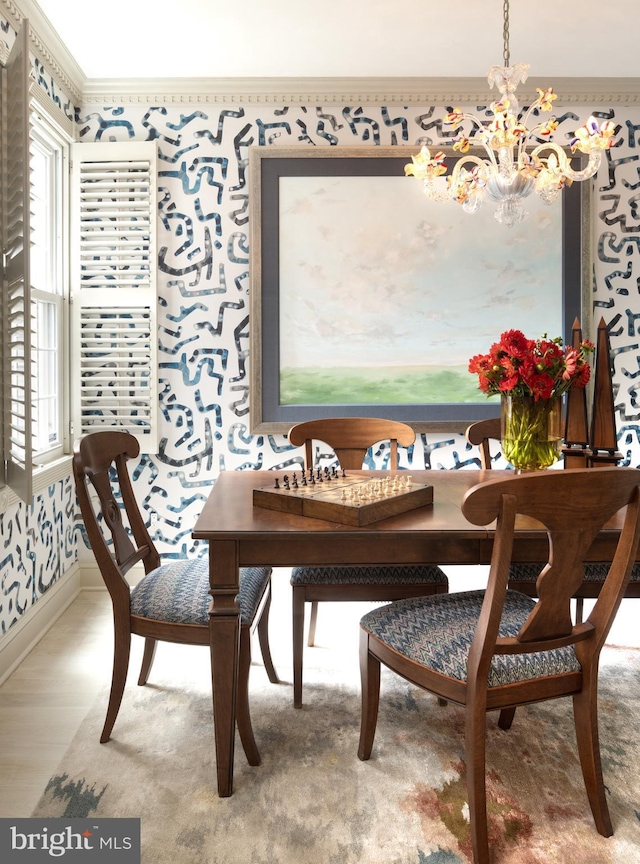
[465,417,640,621]
[73,430,279,765]
[287,417,449,708]
[358,467,640,864]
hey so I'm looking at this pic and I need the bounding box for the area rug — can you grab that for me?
[32,604,640,864]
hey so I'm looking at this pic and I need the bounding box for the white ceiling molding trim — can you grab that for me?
[4,1,640,108]
[82,76,640,107]
[1,0,85,103]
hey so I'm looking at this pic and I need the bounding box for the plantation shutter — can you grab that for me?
[71,141,158,452]
[1,24,33,501]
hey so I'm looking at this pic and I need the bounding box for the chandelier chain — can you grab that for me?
[503,0,510,67]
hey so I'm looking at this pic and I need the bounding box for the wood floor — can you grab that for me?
[0,591,114,817]
[0,568,638,818]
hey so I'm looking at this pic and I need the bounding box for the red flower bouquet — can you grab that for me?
[468,329,593,401]
[468,330,594,470]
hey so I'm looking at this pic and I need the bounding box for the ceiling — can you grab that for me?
[29,0,640,82]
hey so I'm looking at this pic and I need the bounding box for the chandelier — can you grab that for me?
[405,0,617,227]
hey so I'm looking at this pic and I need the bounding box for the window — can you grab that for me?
[30,113,69,464]
[2,27,157,506]
[1,24,72,502]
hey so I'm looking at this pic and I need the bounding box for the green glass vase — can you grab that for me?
[500,393,563,472]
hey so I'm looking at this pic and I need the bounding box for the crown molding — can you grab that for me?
[3,2,640,108]
[1,0,85,103]
[81,75,640,107]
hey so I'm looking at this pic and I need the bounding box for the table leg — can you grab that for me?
[208,540,241,797]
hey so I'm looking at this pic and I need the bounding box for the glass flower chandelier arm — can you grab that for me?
[408,152,492,207]
[448,155,491,186]
[571,117,618,153]
[445,110,501,170]
[529,143,602,180]
[516,86,558,128]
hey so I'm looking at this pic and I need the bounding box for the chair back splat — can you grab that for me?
[73,430,278,764]
[462,469,640,653]
[288,417,415,471]
[74,432,160,593]
[358,467,640,864]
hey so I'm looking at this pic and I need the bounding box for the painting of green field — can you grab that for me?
[280,365,498,405]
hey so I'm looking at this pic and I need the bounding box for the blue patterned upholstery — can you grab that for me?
[290,564,448,587]
[582,562,640,582]
[508,563,543,582]
[361,589,581,687]
[508,562,640,583]
[130,559,271,626]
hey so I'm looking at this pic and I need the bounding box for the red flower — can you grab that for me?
[469,331,594,401]
[498,329,530,359]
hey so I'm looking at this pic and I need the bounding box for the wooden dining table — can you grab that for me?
[192,467,623,797]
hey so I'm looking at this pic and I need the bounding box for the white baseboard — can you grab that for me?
[79,561,143,589]
[0,565,81,685]
[79,561,107,589]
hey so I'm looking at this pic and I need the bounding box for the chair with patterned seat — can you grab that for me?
[288,417,449,708]
[465,417,640,621]
[73,430,279,766]
[358,467,640,864]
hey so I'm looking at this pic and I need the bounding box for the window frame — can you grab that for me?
[30,105,70,467]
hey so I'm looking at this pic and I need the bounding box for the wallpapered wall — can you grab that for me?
[71,100,639,565]
[1,16,640,635]
[74,99,640,552]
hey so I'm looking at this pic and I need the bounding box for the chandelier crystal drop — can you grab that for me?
[405,0,617,227]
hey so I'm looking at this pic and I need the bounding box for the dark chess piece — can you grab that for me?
[292,474,299,488]
[283,475,290,490]
[274,478,280,489]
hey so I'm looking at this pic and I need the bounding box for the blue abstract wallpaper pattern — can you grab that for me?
[0,477,76,635]
[1,24,640,636]
[71,100,640,561]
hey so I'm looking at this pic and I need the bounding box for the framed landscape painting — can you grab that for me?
[249,146,590,434]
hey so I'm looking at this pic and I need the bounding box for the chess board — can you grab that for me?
[253,471,433,527]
